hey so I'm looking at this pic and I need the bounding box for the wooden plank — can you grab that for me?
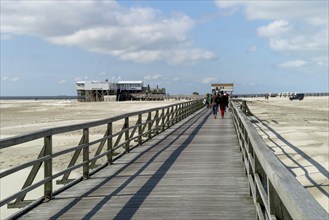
[18,109,255,220]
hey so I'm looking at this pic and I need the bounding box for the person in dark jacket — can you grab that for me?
[211,92,219,119]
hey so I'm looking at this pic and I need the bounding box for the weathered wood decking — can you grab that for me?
[19,109,255,219]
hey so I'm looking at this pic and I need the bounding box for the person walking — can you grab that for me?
[207,93,212,108]
[218,91,229,119]
[211,92,219,119]
[203,94,209,108]
[224,91,230,112]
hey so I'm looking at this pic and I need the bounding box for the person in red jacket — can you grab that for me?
[218,91,229,118]
[224,91,230,112]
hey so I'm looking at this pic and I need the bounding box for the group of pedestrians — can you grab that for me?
[208,91,229,119]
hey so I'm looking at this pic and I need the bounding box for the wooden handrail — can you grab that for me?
[0,102,191,149]
[230,100,328,219]
[0,99,204,215]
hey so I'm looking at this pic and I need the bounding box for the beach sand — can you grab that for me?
[0,97,328,218]
[245,96,328,212]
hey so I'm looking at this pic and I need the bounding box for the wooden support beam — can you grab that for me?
[44,135,53,202]
[82,128,89,180]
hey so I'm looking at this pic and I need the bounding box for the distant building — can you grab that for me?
[211,83,234,95]
[76,80,166,102]
[76,80,116,102]
[117,81,143,93]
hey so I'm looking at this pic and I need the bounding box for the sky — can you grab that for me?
[1,0,328,96]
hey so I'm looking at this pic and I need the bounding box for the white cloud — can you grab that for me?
[144,74,163,80]
[74,76,89,82]
[200,77,217,84]
[2,76,9,81]
[306,16,329,26]
[266,27,328,51]
[1,0,216,65]
[257,20,291,38]
[215,1,241,9]
[256,19,328,52]
[215,1,328,21]
[216,1,328,55]
[246,45,257,53]
[311,56,329,67]
[58,79,67,84]
[168,49,216,65]
[152,74,162,80]
[98,72,107,76]
[278,60,307,68]
[278,57,328,69]
[1,76,21,81]
[144,75,151,81]
[11,77,21,81]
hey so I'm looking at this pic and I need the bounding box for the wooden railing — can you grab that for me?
[230,99,328,220]
[0,100,204,217]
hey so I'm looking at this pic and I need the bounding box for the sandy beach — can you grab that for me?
[0,97,328,218]
[245,96,328,212]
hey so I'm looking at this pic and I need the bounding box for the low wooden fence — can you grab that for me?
[0,100,203,218]
[230,99,328,219]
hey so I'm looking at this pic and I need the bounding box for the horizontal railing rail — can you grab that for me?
[0,99,204,219]
[230,99,328,220]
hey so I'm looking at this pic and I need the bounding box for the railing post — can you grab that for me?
[268,179,290,219]
[170,106,174,126]
[165,108,170,129]
[187,102,190,116]
[161,109,165,132]
[107,122,113,164]
[83,128,89,179]
[44,135,52,202]
[242,100,247,115]
[125,117,130,153]
[174,106,178,124]
[254,155,268,217]
[155,110,159,135]
[178,104,182,121]
[184,103,186,118]
[177,104,180,121]
[184,103,187,118]
[138,114,142,145]
[148,112,152,140]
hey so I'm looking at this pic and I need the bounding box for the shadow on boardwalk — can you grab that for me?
[87,111,208,219]
[19,109,255,219]
[50,110,208,219]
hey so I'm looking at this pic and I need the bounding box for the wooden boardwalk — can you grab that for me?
[19,109,255,220]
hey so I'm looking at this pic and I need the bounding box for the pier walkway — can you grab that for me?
[18,109,255,219]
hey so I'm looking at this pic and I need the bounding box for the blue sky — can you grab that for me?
[1,0,328,96]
